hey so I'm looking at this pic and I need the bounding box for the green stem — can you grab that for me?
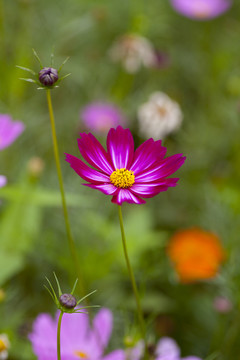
[57,311,64,360]
[46,89,86,298]
[117,205,146,342]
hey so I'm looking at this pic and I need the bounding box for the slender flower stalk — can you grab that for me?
[118,206,146,346]
[46,89,85,298]
[57,310,64,360]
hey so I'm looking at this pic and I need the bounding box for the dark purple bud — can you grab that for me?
[59,293,77,309]
[39,67,58,86]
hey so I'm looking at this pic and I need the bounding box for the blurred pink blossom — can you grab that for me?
[29,308,125,360]
[213,296,232,313]
[170,0,232,20]
[127,337,202,360]
[0,176,7,188]
[0,114,25,150]
[81,102,126,134]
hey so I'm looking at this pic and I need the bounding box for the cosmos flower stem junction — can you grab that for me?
[46,89,86,298]
[117,206,147,349]
[57,311,63,360]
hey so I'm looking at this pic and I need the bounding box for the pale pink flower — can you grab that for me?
[0,114,25,150]
[170,0,232,20]
[29,308,125,360]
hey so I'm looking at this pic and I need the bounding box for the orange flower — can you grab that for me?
[167,228,225,283]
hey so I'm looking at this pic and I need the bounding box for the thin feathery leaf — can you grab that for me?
[19,78,37,83]
[37,85,59,90]
[58,57,70,72]
[44,285,56,302]
[79,305,100,309]
[16,65,36,75]
[45,277,58,302]
[50,49,55,67]
[58,73,71,82]
[77,289,97,305]
[74,311,88,314]
[32,48,43,67]
[71,278,78,295]
[53,272,63,296]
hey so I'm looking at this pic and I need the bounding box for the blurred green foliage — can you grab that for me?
[1,0,240,359]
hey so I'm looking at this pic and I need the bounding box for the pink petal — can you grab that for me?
[131,179,178,198]
[60,312,89,351]
[107,126,134,170]
[130,139,167,174]
[111,188,146,205]
[65,154,110,184]
[29,313,57,357]
[102,350,126,360]
[78,133,113,174]
[0,114,25,150]
[93,308,113,349]
[0,175,7,188]
[156,337,180,359]
[84,183,118,195]
[135,154,186,182]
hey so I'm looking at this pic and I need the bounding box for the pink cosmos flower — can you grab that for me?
[170,0,232,20]
[65,126,185,205]
[128,337,202,360]
[29,308,125,360]
[155,337,201,360]
[0,176,7,188]
[0,114,25,150]
[81,102,126,134]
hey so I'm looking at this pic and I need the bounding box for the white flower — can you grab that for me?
[0,334,10,360]
[138,92,183,139]
[109,34,156,73]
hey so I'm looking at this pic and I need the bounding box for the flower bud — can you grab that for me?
[38,67,58,86]
[27,157,45,178]
[59,293,77,309]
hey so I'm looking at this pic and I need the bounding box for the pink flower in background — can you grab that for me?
[0,114,25,150]
[128,337,202,360]
[170,0,232,20]
[0,176,7,188]
[29,308,124,360]
[155,337,201,360]
[213,296,232,313]
[65,126,185,205]
[81,102,125,134]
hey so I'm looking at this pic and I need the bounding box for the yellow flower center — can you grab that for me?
[110,168,135,188]
[74,351,88,358]
[0,339,7,352]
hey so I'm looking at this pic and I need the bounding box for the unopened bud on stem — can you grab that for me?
[39,67,58,86]
[59,293,77,309]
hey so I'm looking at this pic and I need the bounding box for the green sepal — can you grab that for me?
[44,273,99,314]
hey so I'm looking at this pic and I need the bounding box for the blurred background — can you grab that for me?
[1,0,240,359]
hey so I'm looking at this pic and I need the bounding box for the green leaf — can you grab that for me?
[16,65,36,75]
[19,78,37,83]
